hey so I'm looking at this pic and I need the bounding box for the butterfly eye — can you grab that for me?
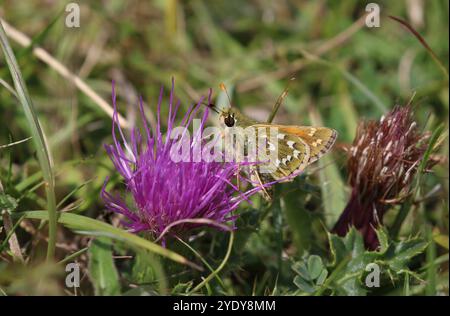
[224,115,235,127]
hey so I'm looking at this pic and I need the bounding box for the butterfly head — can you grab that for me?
[219,107,258,128]
[205,102,249,128]
[220,108,238,127]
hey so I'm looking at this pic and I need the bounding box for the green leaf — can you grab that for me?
[327,229,370,295]
[385,238,428,272]
[292,255,329,294]
[88,237,121,296]
[328,232,349,265]
[131,250,159,284]
[16,211,200,270]
[0,193,18,213]
[123,285,158,296]
[130,249,167,294]
[281,181,313,253]
[316,269,328,286]
[376,228,390,254]
[292,261,311,281]
[318,156,348,228]
[293,275,316,293]
[340,278,366,296]
[325,228,428,295]
[307,255,324,280]
[171,281,193,295]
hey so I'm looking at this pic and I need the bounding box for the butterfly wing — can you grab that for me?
[278,126,338,165]
[271,133,311,181]
[251,124,337,181]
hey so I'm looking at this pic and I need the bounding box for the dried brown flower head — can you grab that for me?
[333,105,435,249]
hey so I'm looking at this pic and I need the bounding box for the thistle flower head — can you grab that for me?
[334,105,435,249]
[349,105,429,200]
[101,80,255,242]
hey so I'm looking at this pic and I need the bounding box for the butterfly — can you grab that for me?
[208,83,337,200]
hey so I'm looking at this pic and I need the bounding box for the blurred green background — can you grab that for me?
[0,1,448,295]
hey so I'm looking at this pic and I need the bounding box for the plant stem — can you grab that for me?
[57,247,88,265]
[175,236,226,290]
[0,21,57,260]
[189,231,234,294]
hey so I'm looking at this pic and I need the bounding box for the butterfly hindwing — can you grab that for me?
[251,125,312,181]
[271,134,311,181]
[251,124,337,179]
[278,126,337,164]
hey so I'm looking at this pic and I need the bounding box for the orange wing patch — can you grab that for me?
[278,126,337,164]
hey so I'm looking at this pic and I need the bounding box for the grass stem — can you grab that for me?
[0,20,57,261]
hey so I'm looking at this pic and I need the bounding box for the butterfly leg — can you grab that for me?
[251,168,273,202]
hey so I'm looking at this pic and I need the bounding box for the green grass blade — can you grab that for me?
[56,179,93,210]
[388,15,449,81]
[300,49,388,114]
[189,231,234,294]
[17,9,64,60]
[175,236,226,290]
[425,225,437,295]
[309,108,348,228]
[57,247,88,265]
[0,20,57,261]
[415,124,445,191]
[88,237,121,296]
[391,124,445,238]
[0,214,25,254]
[17,211,201,270]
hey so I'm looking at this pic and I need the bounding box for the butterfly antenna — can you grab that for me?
[267,76,296,123]
[220,82,233,108]
[202,101,220,114]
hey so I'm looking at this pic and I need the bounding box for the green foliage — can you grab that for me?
[292,255,328,293]
[130,250,167,294]
[88,237,121,296]
[17,211,199,269]
[122,285,158,296]
[0,193,17,213]
[0,20,57,260]
[291,228,428,296]
[171,281,194,295]
[282,181,314,253]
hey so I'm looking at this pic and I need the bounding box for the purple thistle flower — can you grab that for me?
[101,79,257,242]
